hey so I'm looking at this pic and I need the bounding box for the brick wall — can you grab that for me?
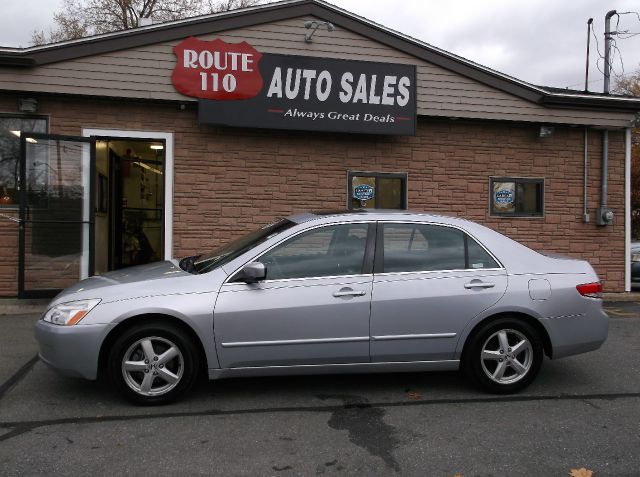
[0,93,627,295]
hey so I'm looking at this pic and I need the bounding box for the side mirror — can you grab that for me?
[240,262,266,283]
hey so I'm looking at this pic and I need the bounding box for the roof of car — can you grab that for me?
[288,209,459,224]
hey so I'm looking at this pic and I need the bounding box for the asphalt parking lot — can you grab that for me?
[1,303,640,476]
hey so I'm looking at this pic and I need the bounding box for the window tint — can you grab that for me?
[382,224,465,272]
[348,172,407,210]
[467,237,499,269]
[259,224,369,280]
[491,178,543,217]
[0,116,47,207]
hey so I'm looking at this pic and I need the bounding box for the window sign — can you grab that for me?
[353,183,375,207]
[492,181,515,214]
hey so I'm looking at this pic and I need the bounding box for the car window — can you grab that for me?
[259,224,369,280]
[467,236,500,269]
[382,223,465,272]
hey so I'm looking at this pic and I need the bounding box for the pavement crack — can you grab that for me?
[0,355,39,402]
[0,391,639,444]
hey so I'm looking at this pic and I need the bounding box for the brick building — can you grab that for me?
[0,0,638,298]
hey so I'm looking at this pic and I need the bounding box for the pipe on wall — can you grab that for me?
[596,129,613,226]
[601,130,608,208]
[583,128,589,222]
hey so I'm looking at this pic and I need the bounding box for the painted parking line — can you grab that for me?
[0,355,38,402]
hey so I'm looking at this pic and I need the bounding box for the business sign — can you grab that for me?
[493,182,515,213]
[172,37,263,100]
[172,38,416,135]
[353,184,375,201]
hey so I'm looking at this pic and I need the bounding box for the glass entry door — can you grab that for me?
[19,133,95,298]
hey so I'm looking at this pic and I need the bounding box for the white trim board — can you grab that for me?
[625,127,631,292]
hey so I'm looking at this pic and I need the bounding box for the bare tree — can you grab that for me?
[614,69,640,98]
[208,0,263,13]
[32,0,267,45]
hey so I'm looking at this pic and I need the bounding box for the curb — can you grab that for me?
[0,299,49,317]
[602,293,640,303]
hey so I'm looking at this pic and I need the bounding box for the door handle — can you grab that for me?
[333,289,366,297]
[464,281,495,289]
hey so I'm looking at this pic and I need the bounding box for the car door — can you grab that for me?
[370,221,508,362]
[214,222,374,368]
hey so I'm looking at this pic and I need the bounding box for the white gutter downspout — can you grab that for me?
[625,127,631,292]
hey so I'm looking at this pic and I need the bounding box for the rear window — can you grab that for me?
[381,223,499,272]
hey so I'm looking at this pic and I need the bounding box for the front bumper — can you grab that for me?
[35,320,115,380]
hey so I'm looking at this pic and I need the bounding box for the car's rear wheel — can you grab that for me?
[107,322,199,405]
[464,317,543,394]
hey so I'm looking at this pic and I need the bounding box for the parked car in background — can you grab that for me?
[631,242,640,284]
[36,210,608,405]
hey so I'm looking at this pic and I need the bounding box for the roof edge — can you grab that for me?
[541,93,640,112]
[0,0,639,111]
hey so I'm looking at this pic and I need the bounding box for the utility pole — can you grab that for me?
[603,10,616,94]
[585,18,593,92]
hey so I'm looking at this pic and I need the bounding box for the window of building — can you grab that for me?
[380,223,500,273]
[490,177,544,217]
[0,115,48,207]
[348,171,407,210]
[259,223,369,279]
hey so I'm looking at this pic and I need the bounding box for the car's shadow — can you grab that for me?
[46,357,597,411]
[48,369,473,410]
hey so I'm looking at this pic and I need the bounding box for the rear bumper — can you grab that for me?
[541,303,609,359]
[35,320,114,380]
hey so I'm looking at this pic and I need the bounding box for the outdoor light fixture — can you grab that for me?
[539,126,555,138]
[18,98,37,113]
[304,20,335,42]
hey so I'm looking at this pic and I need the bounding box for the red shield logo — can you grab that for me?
[172,37,263,100]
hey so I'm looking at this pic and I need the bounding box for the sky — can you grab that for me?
[1,0,639,91]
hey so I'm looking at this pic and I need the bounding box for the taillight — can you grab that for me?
[576,282,602,298]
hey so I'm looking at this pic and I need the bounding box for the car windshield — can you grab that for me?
[190,218,296,274]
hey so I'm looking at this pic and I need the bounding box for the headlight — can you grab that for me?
[42,299,101,326]
[632,252,640,262]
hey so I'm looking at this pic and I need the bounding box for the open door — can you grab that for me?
[18,133,95,298]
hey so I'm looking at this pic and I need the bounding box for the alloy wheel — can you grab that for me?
[121,336,184,396]
[480,328,533,385]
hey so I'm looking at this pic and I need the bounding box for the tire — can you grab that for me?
[463,317,543,394]
[107,322,200,405]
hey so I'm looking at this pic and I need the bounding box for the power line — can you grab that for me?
[583,14,639,90]
[565,68,640,90]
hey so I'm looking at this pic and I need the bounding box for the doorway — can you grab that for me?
[95,138,165,273]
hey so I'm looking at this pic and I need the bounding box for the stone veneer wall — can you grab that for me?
[0,94,626,296]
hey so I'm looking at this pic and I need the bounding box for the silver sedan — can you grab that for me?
[35,210,608,404]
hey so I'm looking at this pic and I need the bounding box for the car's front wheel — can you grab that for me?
[107,322,200,405]
[464,317,543,394]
